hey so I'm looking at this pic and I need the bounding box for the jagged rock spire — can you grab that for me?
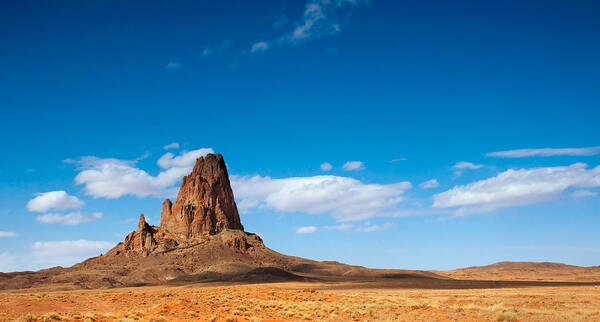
[137,214,149,233]
[159,153,244,238]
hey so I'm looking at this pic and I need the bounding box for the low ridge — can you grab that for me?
[435,261,600,282]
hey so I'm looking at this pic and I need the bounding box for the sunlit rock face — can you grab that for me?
[159,153,244,239]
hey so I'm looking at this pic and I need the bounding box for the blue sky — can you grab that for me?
[1,0,599,272]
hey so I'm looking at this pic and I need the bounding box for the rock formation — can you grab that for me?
[160,153,244,239]
[119,214,179,256]
[113,154,250,256]
[0,153,444,290]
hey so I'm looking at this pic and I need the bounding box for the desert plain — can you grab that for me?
[2,280,600,322]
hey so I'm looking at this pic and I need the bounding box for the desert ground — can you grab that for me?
[1,281,600,322]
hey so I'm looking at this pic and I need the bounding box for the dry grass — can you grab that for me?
[1,283,599,321]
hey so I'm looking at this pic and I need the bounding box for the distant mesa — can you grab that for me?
[434,261,600,283]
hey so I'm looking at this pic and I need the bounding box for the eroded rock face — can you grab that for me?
[104,154,250,258]
[119,214,178,256]
[160,153,244,239]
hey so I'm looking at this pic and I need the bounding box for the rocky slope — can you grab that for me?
[0,154,440,291]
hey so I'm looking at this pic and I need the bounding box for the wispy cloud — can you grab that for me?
[31,240,113,258]
[27,191,84,213]
[434,163,600,215]
[296,226,317,234]
[452,161,483,177]
[163,142,180,150]
[308,222,393,233]
[487,146,600,158]
[36,212,102,225]
[572,190,597,198]
[324,223,354,231]
[283,0,367,44]
[249,0,367,53]
[202,40,234,57]
[420,179,440,189]
[453,161,483,170]
[320,162,333,171]
[231,174,411,222]
[356,222,393,232]
[0,240,114,272]
[73,148,214,199]
[0,232,16,237]
[165,61,182,71]
[342,161,365,171]
[390,158,407,163]
[251,41,269,53]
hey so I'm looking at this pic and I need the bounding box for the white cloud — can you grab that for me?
[157,148,214,168]
[452,161,483,177]
[420,179,439,189]
[284,0,367,43]
[322,221,396,233]
[320,162,333,171]
[32,240,113,258]
[0,252,27,272]
[163,142,180,150]
[356,222,393,232]
[0,231,16,237]
[165,61,181,70]
[74,148,214,199]
[487,146,600,158]
[296,226,317,234]
[572,190,597,198]
[433,163,600,215]
[251,41,269,53]
[231,174,411,222]
[0,240,114,272]
[390,158,407,162]
[36,212,102,225]
[250,0,365,54]
[237,199,260,214]
[26,191,84,213]
[453,161,483,170]
[342,161,365,171]
[324,223,354,231]
[136,151,151,161]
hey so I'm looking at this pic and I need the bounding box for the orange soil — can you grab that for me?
[2,282,600,321]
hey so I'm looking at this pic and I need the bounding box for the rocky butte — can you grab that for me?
[160,153,244,238]
[0,154,441,290]
[118,154,252,256]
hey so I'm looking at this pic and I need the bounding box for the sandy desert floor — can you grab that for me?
[1,282,600,322]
